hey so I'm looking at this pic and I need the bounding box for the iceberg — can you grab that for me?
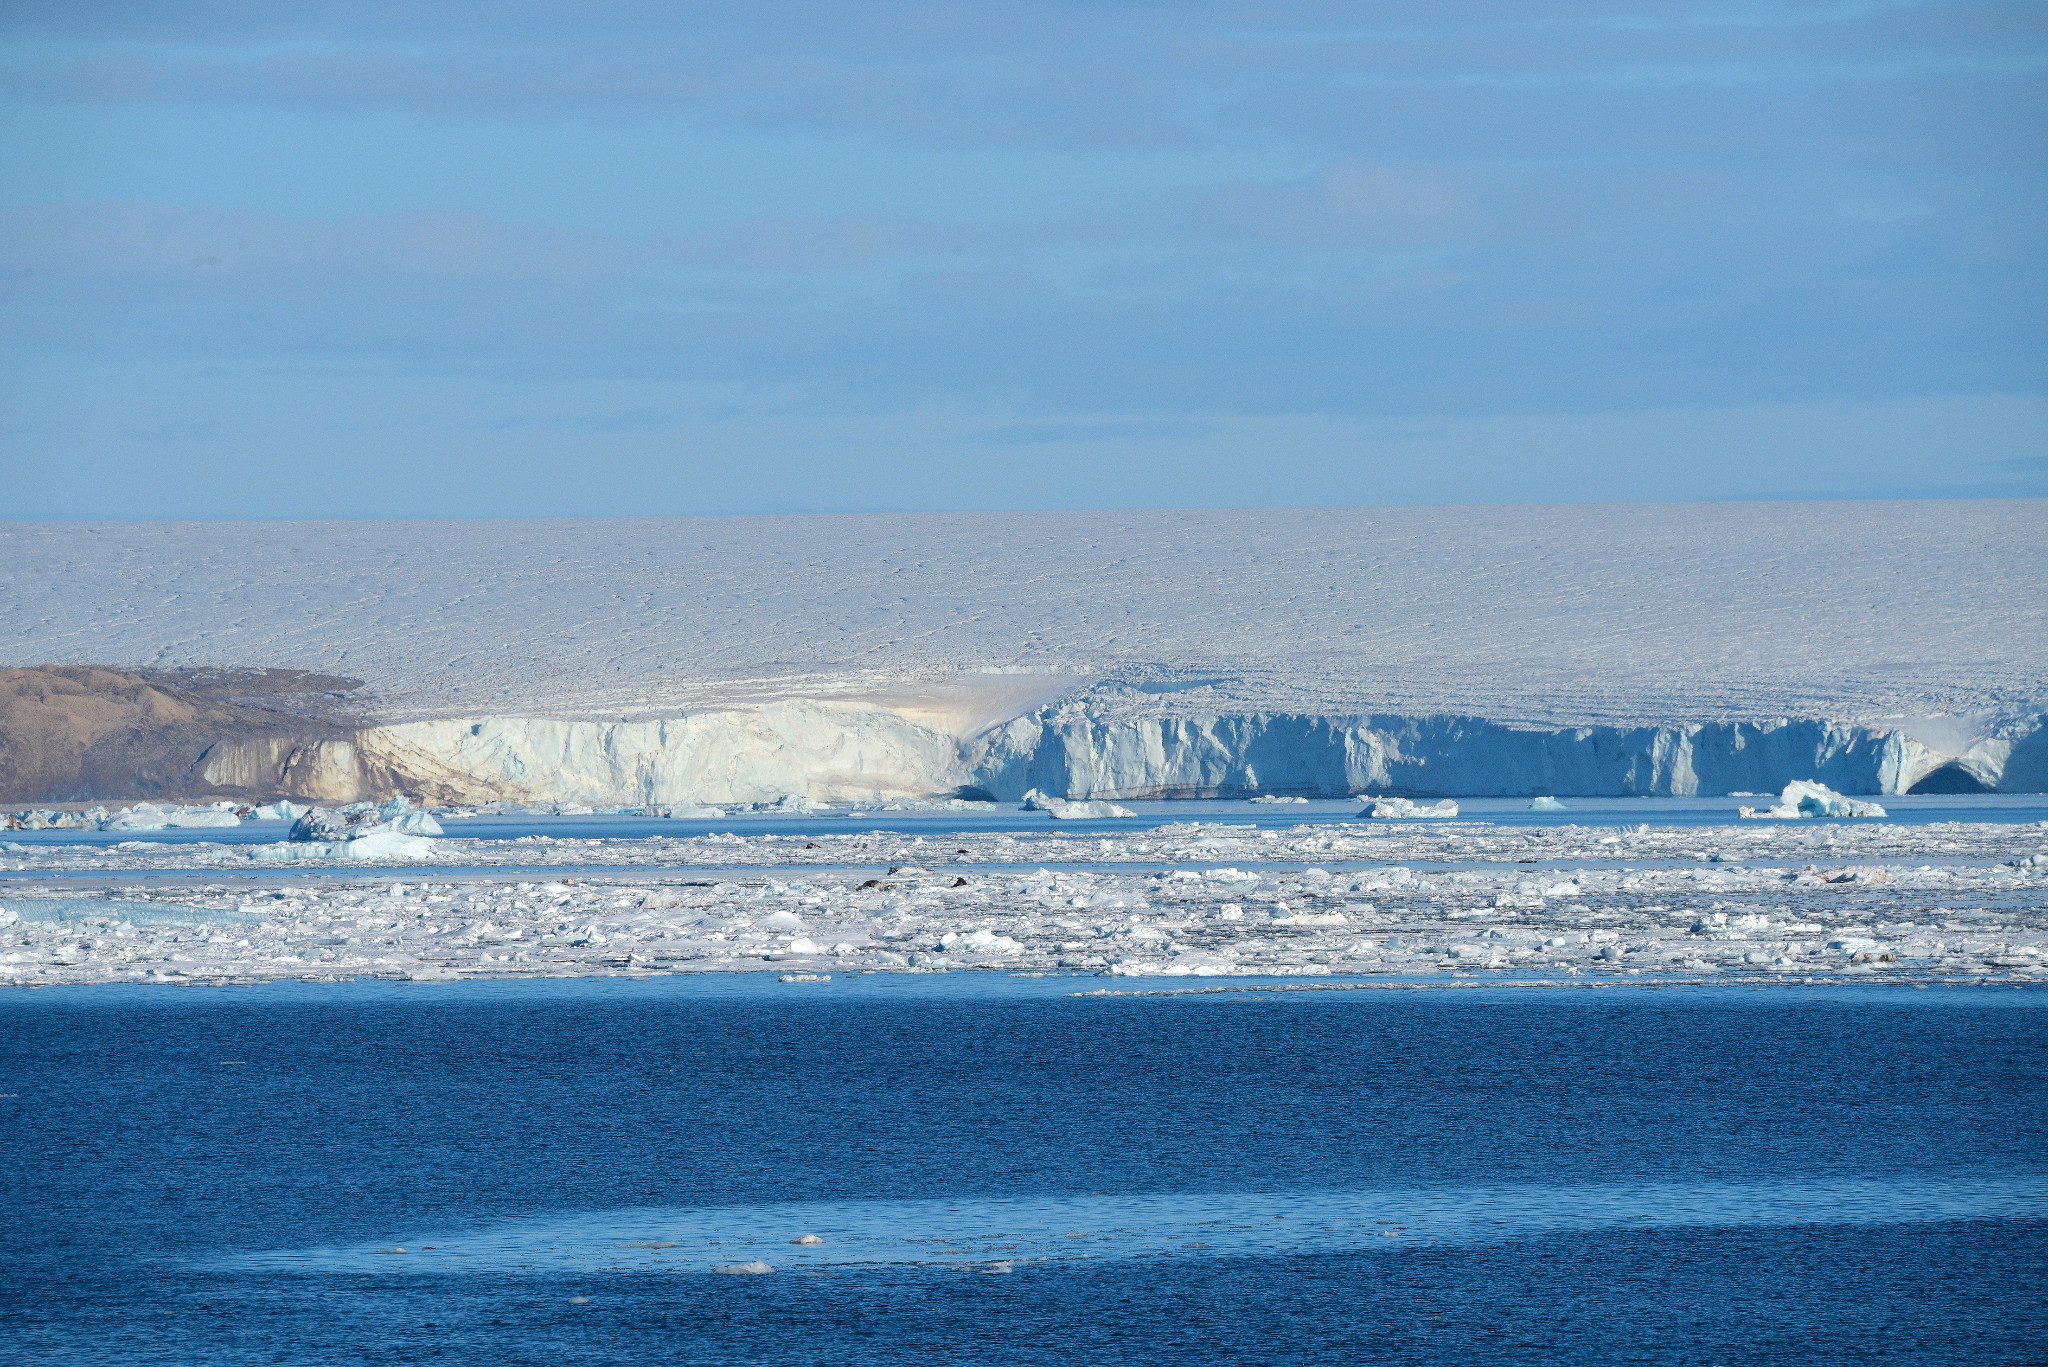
[102,802,241,830]
[1738,781,1887,820]
[278,802,442,857]
[1529,796,1567,811]
[290,802,442,841]
[252,828,439,861]
[1360,798,1459,819]
[1019,789,1136,819]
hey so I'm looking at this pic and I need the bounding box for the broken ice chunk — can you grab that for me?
[1359,798,1459,819]
[1738,782,1886,820]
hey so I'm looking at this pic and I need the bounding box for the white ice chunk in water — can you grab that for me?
[1360,798,1459,819]
[1738,781,1887,820]
[101,802,241,830]
[1020,789,1136,819]
[1529,796,1567,811]
[711,1260,775,1275]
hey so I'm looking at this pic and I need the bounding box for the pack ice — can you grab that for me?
[3,503,2043,805]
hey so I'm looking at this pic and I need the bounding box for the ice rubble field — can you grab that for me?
[4,805,2044,990]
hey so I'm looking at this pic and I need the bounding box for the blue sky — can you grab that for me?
[2,1,2042,518]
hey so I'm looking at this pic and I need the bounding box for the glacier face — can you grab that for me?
[7,502,2046,801]
[189,700,2047,803]
[975,706,2048,799]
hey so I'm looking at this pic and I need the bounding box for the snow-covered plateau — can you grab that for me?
[3,815,2043,988]
[3,501,2044,803]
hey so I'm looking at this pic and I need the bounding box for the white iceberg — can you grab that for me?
[1019,788,1136,819]
[1738,781,1887,820]
[711,1260,774,1275]
[272,803,441,858]
[1248,794,1309,804]
[375,796,445,835]
[290,803,442,841]
[1360,798,1459,819]
[334,829,440,859]
[102,802,241,830]
[1529,796,1567,811]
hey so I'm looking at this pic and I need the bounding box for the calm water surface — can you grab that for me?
[2,975,2043,1364]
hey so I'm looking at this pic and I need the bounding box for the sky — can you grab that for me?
[1,0,2043,519]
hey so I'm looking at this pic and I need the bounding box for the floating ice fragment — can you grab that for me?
[1529,796,1567,812]
[102,802,241,831]
[712,1260,775,1275]
[1738,782,1886,820]
[791,1234,824,1245]
[1360,798,1459,819]
[1019,789,1137,819]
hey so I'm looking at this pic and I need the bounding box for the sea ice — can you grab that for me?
[1738,781,1887,820]
[711,1260,774,1275]
[1530,796,1568,811]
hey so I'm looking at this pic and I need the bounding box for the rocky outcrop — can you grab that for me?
[0,666,364,803]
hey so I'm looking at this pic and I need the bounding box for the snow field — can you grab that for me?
[5,818,2044,988]
[9,504,2042,725]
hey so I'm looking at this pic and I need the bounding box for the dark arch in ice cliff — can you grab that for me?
[1906,764,1995,795]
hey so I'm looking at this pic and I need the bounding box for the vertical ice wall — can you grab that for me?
[192,703,2046,803]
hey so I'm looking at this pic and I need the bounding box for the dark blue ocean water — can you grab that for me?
[3,975,2044,1364]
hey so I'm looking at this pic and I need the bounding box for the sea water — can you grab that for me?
[2,974,2043,1363]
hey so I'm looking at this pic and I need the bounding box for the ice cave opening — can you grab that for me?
[1907,763,1995,795]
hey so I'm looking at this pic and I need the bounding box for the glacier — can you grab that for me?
[3,503,2044,803]
[172,702,2047,804]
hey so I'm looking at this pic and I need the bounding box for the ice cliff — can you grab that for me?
[189,696,2048,805]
